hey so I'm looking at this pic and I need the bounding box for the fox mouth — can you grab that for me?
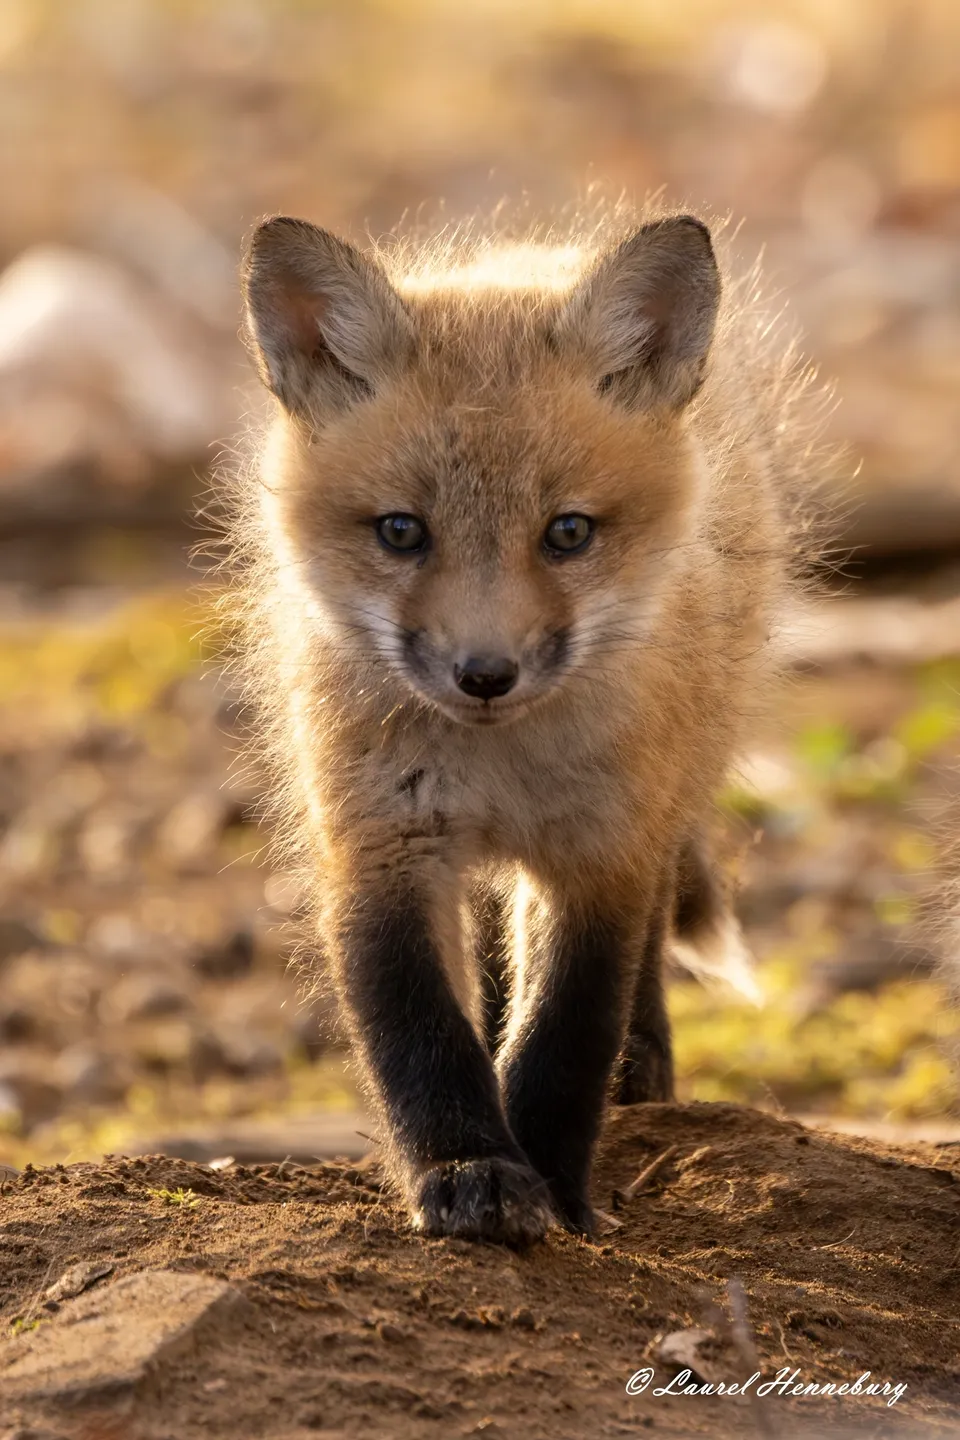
[432,692,541,727]
[396,665,567,727]
[447,703,528,727]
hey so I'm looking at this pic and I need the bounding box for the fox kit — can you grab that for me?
[236,210,815,1244]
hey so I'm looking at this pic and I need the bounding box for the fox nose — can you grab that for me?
[454,655,519,701]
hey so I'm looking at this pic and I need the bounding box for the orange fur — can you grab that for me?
[218,205,835,1207]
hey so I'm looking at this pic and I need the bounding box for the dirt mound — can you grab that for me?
[1,1103,958,1439]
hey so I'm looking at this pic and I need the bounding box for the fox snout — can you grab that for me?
[453,654,519,701]
[398,624,571,723]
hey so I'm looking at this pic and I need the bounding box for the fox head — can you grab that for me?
[242,215,721,726]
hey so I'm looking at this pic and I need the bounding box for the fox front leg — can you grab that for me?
[497,889,648,1234]
[327,875,555,1245]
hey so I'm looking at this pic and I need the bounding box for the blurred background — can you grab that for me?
[1,0,959,1169]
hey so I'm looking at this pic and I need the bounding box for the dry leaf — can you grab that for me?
[658,1327,725,1384]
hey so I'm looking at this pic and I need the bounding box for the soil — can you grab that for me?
[2,1103,958,1440]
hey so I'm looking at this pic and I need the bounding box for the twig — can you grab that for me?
[775,1320,794,1362]
[594,1207,623,1235]
[727,1278,775,1440]
[676,1145,713,1172]
[814,1225,857,1250]
[612,1144,679,1209]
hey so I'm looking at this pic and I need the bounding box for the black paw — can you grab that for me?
[412,1157,555,1246]
[548,1187,598,1237]
[612,1030,674,1105]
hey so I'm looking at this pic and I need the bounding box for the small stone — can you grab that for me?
[155,793,228,868]
[0,1065,61,1129]
[0,1004,37,1043]
[377,1321,406,1343]
[191,929,254,980]
[413,1401,447,1420]
[0,918,45,963]
[101,975,191,1024]
[510,1306,537,1330]
[190,1027,281,1079]
[54,1047,127,1105]
[133,1018,195,1068]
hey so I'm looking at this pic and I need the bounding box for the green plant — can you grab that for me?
[147,1186,201,1209]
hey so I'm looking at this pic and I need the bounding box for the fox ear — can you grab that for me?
[560,216,720,410]
[242,217,415,416]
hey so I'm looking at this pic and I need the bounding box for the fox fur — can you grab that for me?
[227,204,829,1243]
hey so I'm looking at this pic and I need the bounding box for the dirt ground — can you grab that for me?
[1,1102,958,1440]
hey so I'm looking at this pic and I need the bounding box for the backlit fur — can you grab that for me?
[220,203,833,1236]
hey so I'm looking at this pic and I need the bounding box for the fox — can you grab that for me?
[231,208,823,1244]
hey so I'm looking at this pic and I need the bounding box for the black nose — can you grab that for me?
[454,655,519,701]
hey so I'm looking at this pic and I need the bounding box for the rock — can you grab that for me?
[0,1269,245,1403]
[155,792,230,870]
[768,228,960,563]
[0,920,45,965]
[131,1018,196,1069]
[189,1026,282,1079]
[53,1047,129,1106]
[76,803,145,882]
[100,974,191,1025]
[191,928,254,980]
[782,593,960,668]
[377,1321,407,1343]
[0,245,237,502]
[0,1004,38,1044]
[0,1060,62,1130]
[2,952,101,1042]
[84,911,146,961]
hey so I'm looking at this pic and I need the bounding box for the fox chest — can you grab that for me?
[375,730,637,869]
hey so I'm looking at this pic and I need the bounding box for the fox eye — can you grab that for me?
[376,514,428,554]
[543,513,594,556]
